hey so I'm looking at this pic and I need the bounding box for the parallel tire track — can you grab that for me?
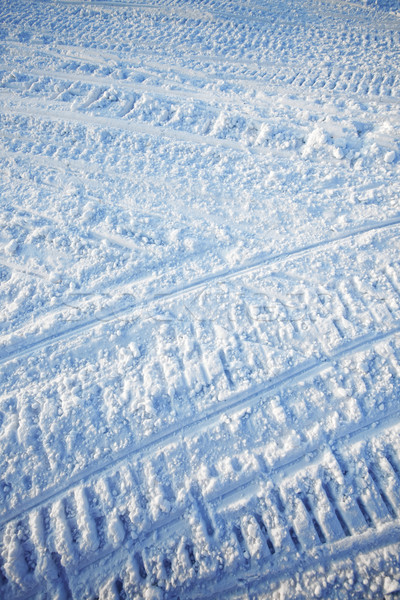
[1,321,400,528]
[1,1,400,598]
[2,413,399,599]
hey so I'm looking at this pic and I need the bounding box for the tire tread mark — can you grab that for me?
[254,513,275,555]
[368,465,397,519]
[84,487,107,550]
[299,494,326,544]
[191,483,215,537]
[16,519,37,574]
[185,541,198,571]
[9,422,400,596]
[51,551,72,600]
[233,524,251,568]
[218,348,234,388]
[356,497,374,528]
[1,324,400,529]
[191,522,400,600]
[385,448,400,482]
[134,551,147,580]
[271,488,302,552]
[322,480,351,538]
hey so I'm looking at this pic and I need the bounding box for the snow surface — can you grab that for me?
[1,0,400,598]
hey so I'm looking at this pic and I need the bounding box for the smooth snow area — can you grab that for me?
[1,0,400,598]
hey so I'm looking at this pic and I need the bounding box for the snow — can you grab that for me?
[1,0,400,597]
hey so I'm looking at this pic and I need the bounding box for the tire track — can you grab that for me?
[69,415,400,598]
[49,0,309,28]
[0,141,277,244]
[0,213,399,369]
[189,444,400,599]
[191,523,400,600]
[1,321,399,529]
[0,38,283,78]
[206,447,400,599]
[0,100,254,154]
[2,404,399,599]
[1,213,399,367]
[0,63,255,109]
[204,406,400,507]
[3,60,399,128]
[1,1,400,597]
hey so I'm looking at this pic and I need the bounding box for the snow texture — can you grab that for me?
[1,0,400,598]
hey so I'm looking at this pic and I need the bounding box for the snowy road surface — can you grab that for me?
[1,0,400,598]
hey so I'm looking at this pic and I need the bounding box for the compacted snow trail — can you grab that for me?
[1,0,400,598]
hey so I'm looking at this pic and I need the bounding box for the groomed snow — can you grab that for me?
[1,0,400,598]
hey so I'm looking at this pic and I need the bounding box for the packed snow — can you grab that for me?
[1,0,400,598]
